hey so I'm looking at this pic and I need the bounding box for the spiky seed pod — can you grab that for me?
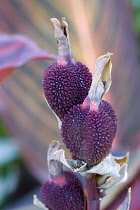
[61,100,117,165]
[43,61,92,120]
[99,100,117,134]
[42,18,92,120]
[40,171,85,210]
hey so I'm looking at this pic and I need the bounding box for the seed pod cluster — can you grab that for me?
[39,17,118,210]
[43,18,117,165]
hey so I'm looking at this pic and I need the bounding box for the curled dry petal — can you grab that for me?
[114,152,129,165]
[54,149,129,199]
[50,18,72,61]
[33,195,49,210]
[53,149,87,172]
[54,149,122,177]
[53,149,72,169]
[88,52,112,105]
[117,188,131,210]
[47,140,63,177]
[85,154,120,176]
[97,153,129,190]
[98,164,128,190]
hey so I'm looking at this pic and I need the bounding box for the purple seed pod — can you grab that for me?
[40,171,85,210]
[61,100,117,165]
[42,18,92,120]
[43,61,92,120]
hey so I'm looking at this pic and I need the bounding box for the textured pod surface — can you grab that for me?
[42,61,92,120]
[40,171,84,210]
[62,100,117,165]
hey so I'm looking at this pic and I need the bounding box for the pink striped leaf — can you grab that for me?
[0,34,56,82]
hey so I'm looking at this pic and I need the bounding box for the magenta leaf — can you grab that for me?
[0,34,56,82]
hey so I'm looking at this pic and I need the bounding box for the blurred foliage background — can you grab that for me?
[0,0,140,209]
[131,0,140,58]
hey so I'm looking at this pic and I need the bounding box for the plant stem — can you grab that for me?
[84,174,100,210]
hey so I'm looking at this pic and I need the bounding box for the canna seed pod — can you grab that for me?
[43,61,92,120]
[42,18,92,120]
[61,100,117,165]
[40,171,85,210]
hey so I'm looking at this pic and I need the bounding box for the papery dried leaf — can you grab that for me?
[101,149,140,210]
[117,188,131,210]
[98,164,127,190]
[86,154,120,177]
[100,53,112,94]
[54,149,86,172]
[50,18,72,60]
[54,149,71,169]
[55,149,90,172]
[47,140,62,162]
[33,195,49,210]
[96,154,129,190]
[0,34,56,82]
[47,140,63,177]
[114,153,129,165]
[54,149,121,177]
[88,52,112,104]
